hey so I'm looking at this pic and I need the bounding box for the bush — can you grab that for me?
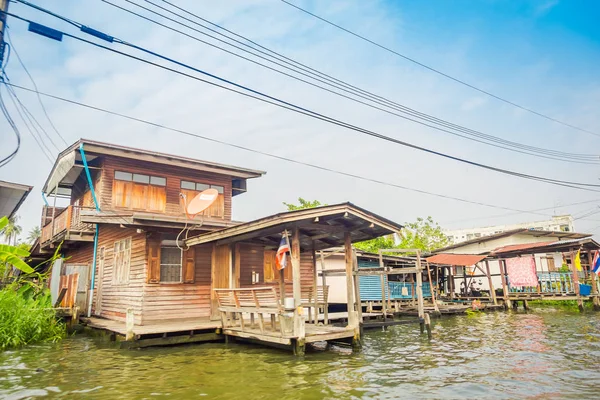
[0,284,66,350]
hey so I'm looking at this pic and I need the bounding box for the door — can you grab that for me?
[95,247,105,315]
[64,264,90,312]
[210,244,231,320]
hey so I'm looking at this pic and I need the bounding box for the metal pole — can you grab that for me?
[0,0,9,68]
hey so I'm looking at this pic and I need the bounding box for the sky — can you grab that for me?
[1,0,600,241]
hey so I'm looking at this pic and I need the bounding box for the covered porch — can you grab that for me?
[185,203,403,354]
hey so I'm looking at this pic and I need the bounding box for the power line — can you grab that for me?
[5,27,68,146]
[443,198,600,226]
[7,9,600,192]
[107,0,600,164]
[7,81,573,217]
[3,80,55,162]
[0,83,20,167]
[280,0,599,138]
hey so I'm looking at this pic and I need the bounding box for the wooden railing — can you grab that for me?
[40,206,95,244]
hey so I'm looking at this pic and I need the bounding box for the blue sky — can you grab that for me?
[1,0,599,239]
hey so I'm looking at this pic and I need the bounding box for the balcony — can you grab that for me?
[40,205,96,249]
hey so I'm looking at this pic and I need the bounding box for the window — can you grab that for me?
[160,247,182,283]
[263,250,292,283]
[113,170,167,212]
[180,180,225,218]
[113,237,131,284]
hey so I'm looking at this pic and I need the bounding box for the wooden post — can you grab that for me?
[290,227,305,338]
[485,260,498,305]
[569,249,584,312]
[448,266,455,299]
[352,249,363,324]
[424,313,432,340]
[499,259,512,309]
[587,251,600,310]
[125,308,135,341]
[378,251,387,321]
[463,265,468,298]
[415,251,425,334]
[311,245,318,324]
[425,261,440,315]
[319,251,328,324]
[344,232,358,329]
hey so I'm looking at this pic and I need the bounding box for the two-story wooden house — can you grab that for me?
[37,139,264,325]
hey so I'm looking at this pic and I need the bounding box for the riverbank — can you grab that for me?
[1,311,599,399]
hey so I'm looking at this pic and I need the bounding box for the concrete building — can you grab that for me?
[445,215,574,245]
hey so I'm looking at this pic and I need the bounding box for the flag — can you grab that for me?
[592,251,600,276]
[574,249,582,272]
[275,233,290,271]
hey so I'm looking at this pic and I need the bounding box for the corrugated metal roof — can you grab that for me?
[426,253,487,266]
[492,241,556,254]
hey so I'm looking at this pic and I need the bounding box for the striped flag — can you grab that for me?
[275,233,290,271]
[592,251,600,276]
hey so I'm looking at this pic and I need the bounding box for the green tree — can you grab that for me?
[27,226,41,244]
[0,217,34,275]
[1,215,22,246]
[283,197,325,211]
[355,216,449,253]
[398,216,450,252]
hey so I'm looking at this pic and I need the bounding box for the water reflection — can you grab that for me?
[0,310,599,399]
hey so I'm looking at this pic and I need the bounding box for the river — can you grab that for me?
[1,309,599,399]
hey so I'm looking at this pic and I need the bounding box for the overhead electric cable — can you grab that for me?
[0,83,21,167]
[6,9,600,193]
[7,81,574,217]
[280,0,599,138]
[102,0,600,164]
[6,28,68,146]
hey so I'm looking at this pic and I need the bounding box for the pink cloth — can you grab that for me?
[506,256,538,287]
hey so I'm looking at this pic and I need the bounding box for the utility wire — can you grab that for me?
[6,9,600,193]
[6,81,574,217]
[108,0,600,164]
[3,79,55,161]
[280,0,599,138]
[0,83,21,167]
[5,28,68,146]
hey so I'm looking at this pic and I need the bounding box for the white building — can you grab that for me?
[445,215,574,245]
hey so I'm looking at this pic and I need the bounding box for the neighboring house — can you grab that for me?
[35,139,265,324]
[0,180,32,220]
[433,228,589,294]
[445,215,575,244]
[318,249,432,305]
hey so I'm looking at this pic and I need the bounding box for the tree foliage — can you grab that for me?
[355,216,449,253]
[398,216,450,252]
[0,217,33,275]
[1,215,22,246]
[27,226,41,244]
[283,198,325,211]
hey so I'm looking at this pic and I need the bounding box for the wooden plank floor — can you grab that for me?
[222,323,355,345]
[82,317,220,336]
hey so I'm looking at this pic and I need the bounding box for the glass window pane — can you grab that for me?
[196,183,210,191]
[150,176,166,186]
[181,180,195,190]
[133,174,150,184]
[115,171,132,181]
[160,247,182,283]
[211,185,224,194]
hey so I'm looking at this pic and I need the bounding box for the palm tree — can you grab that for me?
[27,226,41,244]
[0,216,33,275]
[0,215,22,246]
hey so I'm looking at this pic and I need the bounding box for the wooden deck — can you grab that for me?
[82,317,220,336]
[223,323,356,345]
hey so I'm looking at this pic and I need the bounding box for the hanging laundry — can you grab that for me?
[506,256,538,287]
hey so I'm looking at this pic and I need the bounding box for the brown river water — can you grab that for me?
[1,309,599,399]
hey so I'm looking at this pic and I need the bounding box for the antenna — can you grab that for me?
[177,188,220,250]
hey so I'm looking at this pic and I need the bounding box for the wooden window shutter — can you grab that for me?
[182,246,196,284]
[147,238,161,283]
[264,250,275,283]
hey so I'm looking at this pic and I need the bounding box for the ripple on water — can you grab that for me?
[1,311,599,399]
